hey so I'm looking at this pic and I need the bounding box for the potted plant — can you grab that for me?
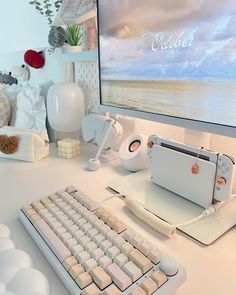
[62,24,85,53]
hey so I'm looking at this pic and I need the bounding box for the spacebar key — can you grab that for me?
[34,218,71,262]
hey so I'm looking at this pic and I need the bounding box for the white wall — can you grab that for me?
[0,0,68,141]
[0,0,67,89]
[0,0,50,54]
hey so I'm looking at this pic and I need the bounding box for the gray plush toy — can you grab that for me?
[48,26,67,50]
[0,72,18,85]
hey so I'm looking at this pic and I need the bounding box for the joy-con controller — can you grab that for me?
[213,154,235,202]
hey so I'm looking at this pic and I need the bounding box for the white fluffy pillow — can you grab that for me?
[14,85,46,131]
[0,84,10,127]
[4,84,21,126]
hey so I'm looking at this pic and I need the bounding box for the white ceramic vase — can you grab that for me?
[47,82,85,132]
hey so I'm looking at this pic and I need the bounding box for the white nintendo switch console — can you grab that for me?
[147,135,235,208]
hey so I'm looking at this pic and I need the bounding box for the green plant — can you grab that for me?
[66,24,84,46]
[29,0,63,26]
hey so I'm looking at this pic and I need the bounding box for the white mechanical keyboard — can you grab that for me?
[18,186,186,295]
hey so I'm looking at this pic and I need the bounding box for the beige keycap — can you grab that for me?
[65,238,78,250]
[50,206,60,215]
[122,261,142,282]
[51,221,62,231]
[40,197,52,206]
[87,228,99,239]
[129,287,146,295]
[82,283,101,295]
[151,271,167,288]
[29,213,41,223]
[71,244,84,257]
[55,226,67,236]
[63,256,77,270]
[77,251,91,264]
[38,208,49,218]
[25,208,37,219]
[61,232,72,243]
[120,242,134,255]
[95,207,106,218]
[32,201,45,212]
[103,285,121,295]
[91,248,104,261]
[74,229,85,241]
[101,210,112,223]
[113,236,126,248]
[83,258,98,273]
[112,221,127,234]
[106,216,119,228]
[114,253,128,268]
[69,264,85,279]
[94,219,105,230]
[54,198,64,206]
[62,205,72,213]
[123,229,135,242]
[106,230,118,241]
[147,248,162,264]
[106,246,120,259]
[75,272,92,289]
[140,278,157,295]
[98,255,112,269]
[22,205,32,212]
[47,203,56,210]
[48,193,59,201]
[85,241,97,254]
[90,266,112,290]
[100,240,112,252]
[128,249,153,273]
[68,224,79,234]
[93,234,106,245]
[139,241,152,256]
[130,235,143,249]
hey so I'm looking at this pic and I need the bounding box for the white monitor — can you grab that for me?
[97,0,236,139]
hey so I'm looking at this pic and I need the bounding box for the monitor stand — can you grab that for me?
[108,170,236,245]
[184,128,211,149]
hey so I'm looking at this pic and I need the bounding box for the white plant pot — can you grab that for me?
[62,44,83,53]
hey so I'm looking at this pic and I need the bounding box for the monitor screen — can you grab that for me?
[97,0,236,137]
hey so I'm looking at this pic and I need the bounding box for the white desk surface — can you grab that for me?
[0,143,236,295]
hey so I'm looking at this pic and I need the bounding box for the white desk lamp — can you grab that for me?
[87,115,119,171]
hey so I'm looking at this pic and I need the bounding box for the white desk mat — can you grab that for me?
[108,170,236,245]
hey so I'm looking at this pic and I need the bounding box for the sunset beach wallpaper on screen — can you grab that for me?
[98,0,236,126]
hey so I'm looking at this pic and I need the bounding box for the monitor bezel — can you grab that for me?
[96,0,236,139]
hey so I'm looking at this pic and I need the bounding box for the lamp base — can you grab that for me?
[99,149,119,162]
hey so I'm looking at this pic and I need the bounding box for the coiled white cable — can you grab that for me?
[101,193,235,238]
[123,196,176,238]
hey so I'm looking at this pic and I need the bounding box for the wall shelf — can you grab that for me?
[61,49,98,62]
[75,9,96,24]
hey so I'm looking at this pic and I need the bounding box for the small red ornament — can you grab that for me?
[24,50,45,69]
[191,164,199,174]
